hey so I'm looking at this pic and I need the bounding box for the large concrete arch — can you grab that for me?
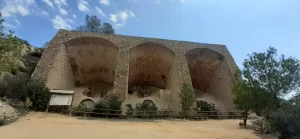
[64,37,119,98]
[186,48,235,111]
[127,42,177,110]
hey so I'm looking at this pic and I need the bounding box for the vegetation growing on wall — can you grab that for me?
[179,82,195,115]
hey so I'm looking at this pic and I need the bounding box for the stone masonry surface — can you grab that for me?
[32,29,238,112]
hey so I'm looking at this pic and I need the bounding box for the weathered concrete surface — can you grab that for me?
[32,29,238,112]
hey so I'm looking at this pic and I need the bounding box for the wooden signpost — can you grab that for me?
[46,90,75,116]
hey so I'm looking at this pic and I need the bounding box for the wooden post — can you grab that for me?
[45,92,52,113]
[69,93,75,117]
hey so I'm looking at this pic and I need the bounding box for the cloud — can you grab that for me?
[110,11,135,23]
[110,10,135,28]
[42,0,54,8]
[54,0,67,6]
[73,14,77,18]
[0,0,36,17]
[95,7,106,17]
[41,11,49,16]
[3,22,17,29]
[115,24,124,28]
[78,0,90,13]
[3,19,21,29]
[110,14,118,23]
[14,19,21,26]
[99,0,110,6]
[58,7,68,15]
[51,15,72,30]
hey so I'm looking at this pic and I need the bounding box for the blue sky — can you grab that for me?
[1,0,300,68]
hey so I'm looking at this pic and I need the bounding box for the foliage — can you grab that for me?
[267,101,300,139]
[0,73,29,100]
[76,15,115,34]
[250,118,271,134]
[0,119,4,126]
[25,80,50,111]
[196,100,218,111]
[0,12,4,37]
[106,96,123,110]
[0,30,26,74]
[179,82,195,115]
[242,46,300,107]
[125,104,134,115]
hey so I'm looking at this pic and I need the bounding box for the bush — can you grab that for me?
[0,73,29,100]
[196,100,218,111]
[107,96,123,111]
[0,119,5,126]
[179,83,195,115]
[267,104,300,139]
[135,100,158,116]
[125,104,134,115]
[25,80,50,111]
[250,117,271,134]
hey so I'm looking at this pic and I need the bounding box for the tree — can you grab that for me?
[179,82,195,117]
[233,69,274,126]
[76,15,115,34]
[0,12,4,37]
[242,47,300,107]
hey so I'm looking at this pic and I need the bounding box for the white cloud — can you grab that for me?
[73,14,77,18]
[99,0,110,6]
[14,19,21,26]
[110,10,135,24]
[115,24,124,28]
[95,7,106,17]
[78,0,90,13]
[42,0,54,8]
[68,19,75,23]
[110,10,135,28]
[58,7,68,15]
[51,15,72,30]
[178,0,187,3]
[3,22,17,29]
[41,11,49,16]
[54,0,67,6]
[110,14,118,23]
[0,0,36,17]
[3,19,21,29]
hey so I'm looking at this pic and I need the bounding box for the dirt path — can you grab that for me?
[0,112,263,139]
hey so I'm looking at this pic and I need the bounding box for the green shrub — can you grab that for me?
[125,104,134,115]
[196,100,218,111]
[0,73,29,99]
[107,96,123,110]
[0,119,5,126]
[25,80,50,111]
[179,83,195,115]
[135,100,158,115]
[267,104,300,139]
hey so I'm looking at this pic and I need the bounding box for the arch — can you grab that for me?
[128,42,175,89]
[64,37,119,99]
[185,48,224,94]
[64,37,119,85]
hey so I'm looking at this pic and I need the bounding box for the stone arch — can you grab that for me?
[185,48,223,93]
[128,42,175,89]
[79,99,95,110]
[64,37,119,98]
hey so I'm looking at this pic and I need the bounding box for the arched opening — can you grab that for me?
[64,37,118,98]
[186,48,227,111]
[127,43,175,110]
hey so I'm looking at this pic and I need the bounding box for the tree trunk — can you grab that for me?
[243,110,248,127]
